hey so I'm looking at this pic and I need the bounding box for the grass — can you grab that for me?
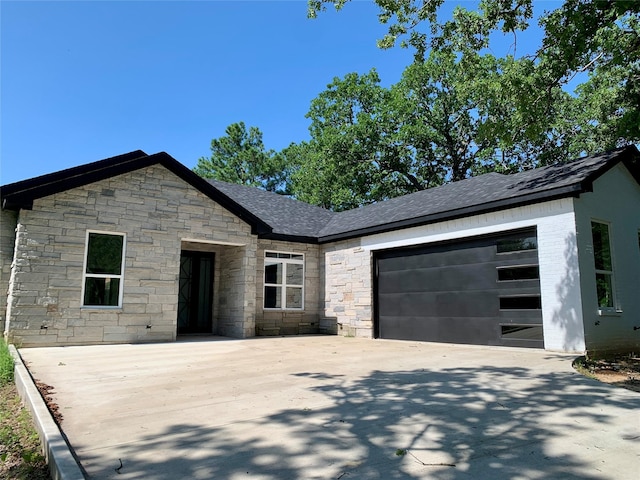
[572,356,598,380]
[0,338,14,384]
[0,338,50,480]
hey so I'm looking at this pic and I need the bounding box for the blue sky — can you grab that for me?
[1,1,556,185]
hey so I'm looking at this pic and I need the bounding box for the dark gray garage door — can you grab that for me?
[374,228,543,348]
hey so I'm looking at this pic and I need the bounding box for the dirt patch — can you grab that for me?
[35,381,63,425]
[573,355,640,393]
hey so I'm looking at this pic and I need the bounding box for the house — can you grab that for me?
[1,146,639,354]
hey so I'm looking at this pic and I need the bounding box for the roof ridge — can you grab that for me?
[207,178,336,215]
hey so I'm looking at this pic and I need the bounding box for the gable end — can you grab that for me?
[0,151,273,236]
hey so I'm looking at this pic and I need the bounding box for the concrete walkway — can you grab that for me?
[20,336,639,480]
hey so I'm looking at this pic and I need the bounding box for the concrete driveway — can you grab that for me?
[19,336,639,480]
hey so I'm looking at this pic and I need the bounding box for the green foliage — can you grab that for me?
[296,69,404,210]
[0,339,13,386]
[308,0,640,156]
[279,141,336,209]
[194,122,291,194]
[290,49,579,210]
[202,2,638,210]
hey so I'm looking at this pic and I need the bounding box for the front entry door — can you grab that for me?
[178,251,215,334]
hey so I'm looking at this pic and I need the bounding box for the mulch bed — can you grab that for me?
[574,355,640,393]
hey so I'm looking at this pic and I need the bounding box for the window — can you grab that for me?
[496,234,537,253]
[591,221,615,309]
[499,295,541,310]
[497,265,539,281]
[264,252,304,310]
[501,325,543,341]
[82,231,125,307]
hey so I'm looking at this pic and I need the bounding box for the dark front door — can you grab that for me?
[178,251,215,334]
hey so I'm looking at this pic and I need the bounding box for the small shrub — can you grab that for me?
[0,339,14,386]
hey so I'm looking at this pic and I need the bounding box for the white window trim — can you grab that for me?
[263,251,304,310]
[590,220,619,314]
[81,230,126,309]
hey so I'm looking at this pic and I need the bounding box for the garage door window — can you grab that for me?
[497,265,539,281]
[497,234,537,253]
[591,221,616,309]
[264,252,304,310]
[499,295,541,310]
[501,325,543,341]
[82,231,126,308]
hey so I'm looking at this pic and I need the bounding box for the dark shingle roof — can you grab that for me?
[207,180,336,241]
[2,146,638,245]
[318,146,640,242]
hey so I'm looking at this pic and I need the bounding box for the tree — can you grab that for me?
[308,0,640,152]
[290,49,576,211]
[294,70,404,210]
[282,141,341,210]
[194,122,291,194]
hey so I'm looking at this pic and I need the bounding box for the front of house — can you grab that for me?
[2,147,639,354]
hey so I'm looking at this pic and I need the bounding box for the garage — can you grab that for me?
[374,228,544,348]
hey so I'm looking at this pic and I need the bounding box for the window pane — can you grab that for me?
[286,263,303,286]
[499,296,541,310]
[263,252,304,310]
[595,273,614,308]
[497,235,537,253]
[501,325,543,341]
[497,265,539,281]
[591,222,612,271]
[286,287,303,309]
[264,286,281,308]
[84,277,120,306]
[264,262,282,285]
[87,233,123,275]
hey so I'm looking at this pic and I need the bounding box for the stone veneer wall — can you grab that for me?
[218,244,256,338]
[321,239,373,338]
[5,165,256,347]
[255,239,321,336]
[1,209,18,335]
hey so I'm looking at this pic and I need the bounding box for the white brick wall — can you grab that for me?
[325,197,587,352]
[536,209,585,352]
